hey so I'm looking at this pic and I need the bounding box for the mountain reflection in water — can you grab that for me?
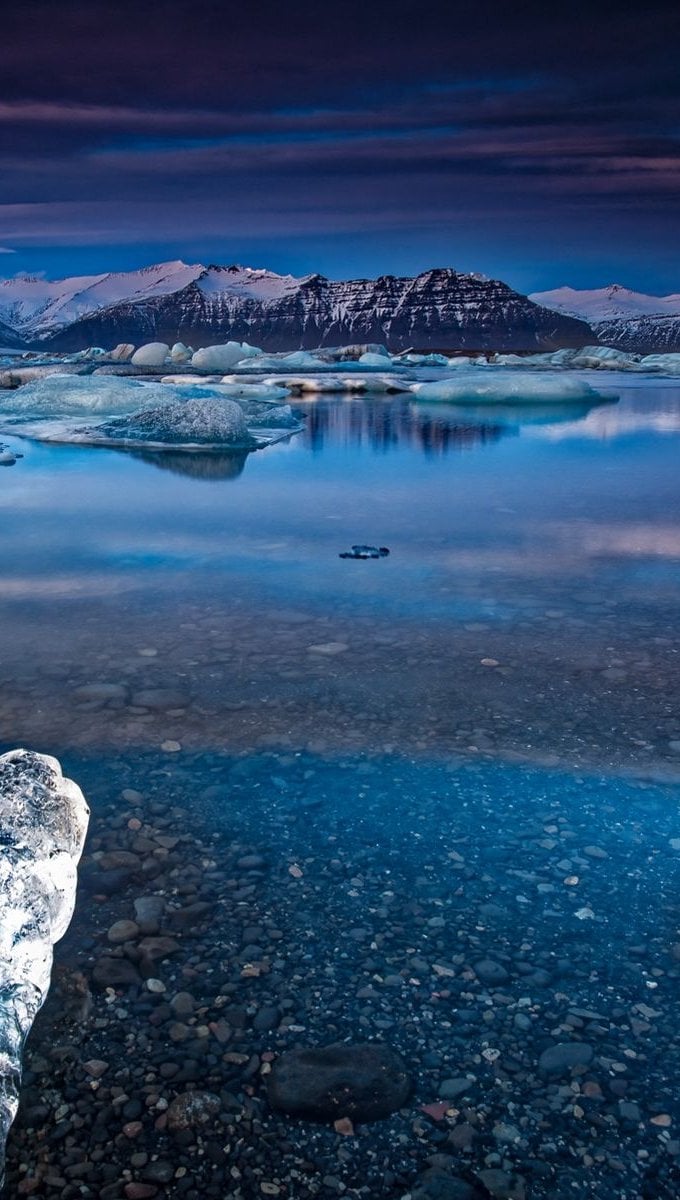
[297,394,612,455]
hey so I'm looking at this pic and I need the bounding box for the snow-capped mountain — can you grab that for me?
[0,260,593,352]
[530,285,680,353]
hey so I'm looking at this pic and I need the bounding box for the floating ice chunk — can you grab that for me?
[0,364,87,389]
[216,380,290,402]
[638,352,680,374]
[130,342,170,367]
[74,397,255,448]
[69,346,109,361]
[340,375,410,393]
[191,342,263,371]
[170,342,192,363]
[0,749,89,1187]
[110,343,135,362]
[278,351,327,369]
[262,375,348,394]
[0,373,182,418]
[401,352,450,366]
[446,356,474,367]
[570,345,638,369]
[358,351,395,367]
[410,370,605,404]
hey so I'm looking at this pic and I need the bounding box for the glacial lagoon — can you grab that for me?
[0,370,679,1199]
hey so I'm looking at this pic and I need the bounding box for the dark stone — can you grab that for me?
[473,959,509,985]
[166,1091,222,1132]
[538,1042,594,1075]
[91,958,142,989]
[267,1042,412,1122]
[411,1170,489,1200]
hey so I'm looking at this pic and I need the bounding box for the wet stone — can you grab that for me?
[538,1042,594,1075]
[267,1042,412,1121]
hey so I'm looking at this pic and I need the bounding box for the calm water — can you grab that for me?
[0,375,679,771]
[2,375,680,1199]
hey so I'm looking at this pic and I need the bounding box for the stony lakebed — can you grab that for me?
[0,343,679,1199]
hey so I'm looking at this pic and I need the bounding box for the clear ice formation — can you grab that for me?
[0,750,89,1188]
[74,397,256,448]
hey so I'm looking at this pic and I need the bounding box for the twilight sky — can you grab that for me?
[1,0,678,292]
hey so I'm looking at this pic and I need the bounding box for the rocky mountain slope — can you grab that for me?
[0,262,593,352]
[530,284,680,353]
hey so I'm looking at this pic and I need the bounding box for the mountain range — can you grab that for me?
[0,261,591,353]
[529,285,680,353]
[1,263,677,354]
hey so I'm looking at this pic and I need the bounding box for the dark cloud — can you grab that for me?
[0,1,678,290]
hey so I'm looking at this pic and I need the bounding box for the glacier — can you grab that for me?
[0,750,89,1188]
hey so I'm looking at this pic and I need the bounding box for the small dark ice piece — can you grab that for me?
[339,545,390,559]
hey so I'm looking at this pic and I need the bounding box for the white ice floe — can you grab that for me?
[191,341,262,371]
[0,750,89,1187]
[357,351,393,366]
[410,371,606,404]
[130,342,171,367]
[170,342,193,363]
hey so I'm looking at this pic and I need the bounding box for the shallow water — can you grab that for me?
[1,374,680,1198]
[0,376,679,772]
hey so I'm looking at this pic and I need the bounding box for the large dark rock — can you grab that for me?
[267,1042,412,1121]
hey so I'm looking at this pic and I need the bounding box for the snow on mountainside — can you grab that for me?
[0,261,593,352]
[0,261,204,338]
[530,285,680,353]
[529,284,680,322]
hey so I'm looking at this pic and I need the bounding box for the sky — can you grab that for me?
[1,0,678,294]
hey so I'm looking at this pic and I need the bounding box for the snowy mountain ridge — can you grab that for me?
[530,285,680,353]
[1,260,594,352]
[529,284,680,322]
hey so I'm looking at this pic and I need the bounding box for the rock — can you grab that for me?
[411,1171,488,1200]
[133,896,166,932]
[0,750,89,1187]
[107,919,140,944]
[439,1076,475,1100]
[166,1090,222,1132]
[73,682,128,702]
[91,957,142,989]
[476,1169,526,1199]
[130,342,170,367]
[266,1043,412,1121]
[473,958,509,985]
[538,1042,594,1075]
[129,688,190,710]
[137,936,180,965]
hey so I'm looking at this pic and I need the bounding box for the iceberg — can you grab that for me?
[68,397,256,449]
[0,373,187,418]
[410,370,608,404]
[130,342,171,367]
[191,342,262,371]
[0,750,89,1188]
